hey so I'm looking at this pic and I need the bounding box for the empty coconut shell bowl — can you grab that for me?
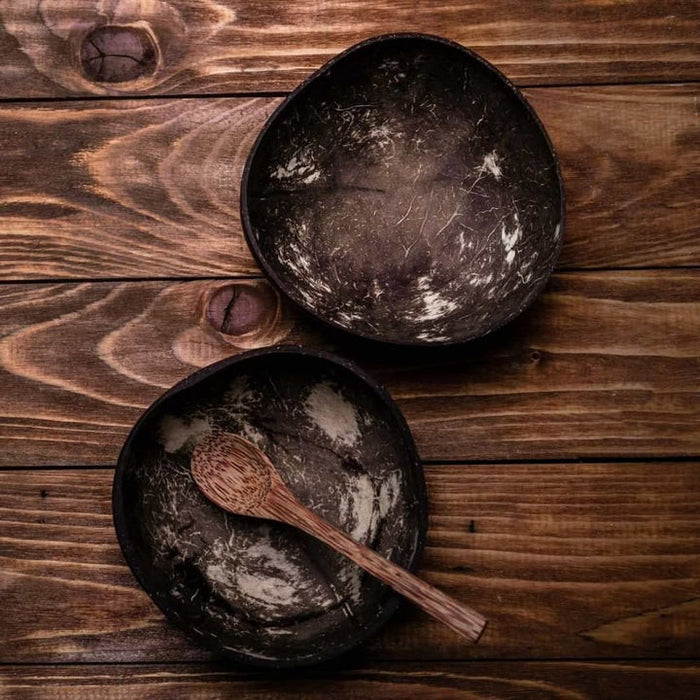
[242,33,564,345]
[114,34,565,667]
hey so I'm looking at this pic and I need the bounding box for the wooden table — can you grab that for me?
[1,2,699,697]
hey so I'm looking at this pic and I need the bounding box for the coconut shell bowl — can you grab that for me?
[114,347,427,668]
[242,33,564,345]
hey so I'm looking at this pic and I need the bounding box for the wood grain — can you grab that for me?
[1,1,699,98]
[526,85,700,269]
[0,97,271,279]
[1,86,698,280]
[1,463,699,663]
[1,272,698,466]
[2,662,700,699]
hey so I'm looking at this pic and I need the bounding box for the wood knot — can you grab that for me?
[203,281,293,349]
[80,26,158,83]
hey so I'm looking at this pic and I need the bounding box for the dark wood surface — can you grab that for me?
[3,464,699,663]
[1,86,698,280]
[2,273,698,466]
[1,1,699,96]
[2,662,699,699]
[1,1,698,697]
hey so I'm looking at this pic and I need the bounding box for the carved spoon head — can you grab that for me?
[191,432,282,518]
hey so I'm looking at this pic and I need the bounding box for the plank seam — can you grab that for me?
[0,455,698,472]
[1,267,699,286]
[0,78,699,105]
[1,656,699,667]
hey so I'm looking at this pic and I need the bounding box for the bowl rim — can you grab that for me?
[113,344,428,669]
[240,32,567,347]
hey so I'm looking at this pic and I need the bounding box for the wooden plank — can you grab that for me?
[2,662,699,699]
[1,1,699,98]
[1,86,698,280]
[0,97,270,280]
[1,463,699,663]
[1,272,698,466]
[526,86,700,269]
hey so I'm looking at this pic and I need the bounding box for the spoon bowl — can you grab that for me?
[192,432,276,515]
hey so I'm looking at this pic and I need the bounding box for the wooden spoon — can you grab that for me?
[191,431,487,643]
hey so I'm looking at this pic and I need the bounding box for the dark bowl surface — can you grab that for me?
[242,33,564,345]
[113,347,426,668]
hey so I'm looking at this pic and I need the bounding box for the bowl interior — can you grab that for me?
[244,35,563,344]
[115,349,426,666]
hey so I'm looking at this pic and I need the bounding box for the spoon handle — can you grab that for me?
[268,490,487,643]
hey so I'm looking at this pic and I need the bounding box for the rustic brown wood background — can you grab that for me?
[1,1,699,698]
